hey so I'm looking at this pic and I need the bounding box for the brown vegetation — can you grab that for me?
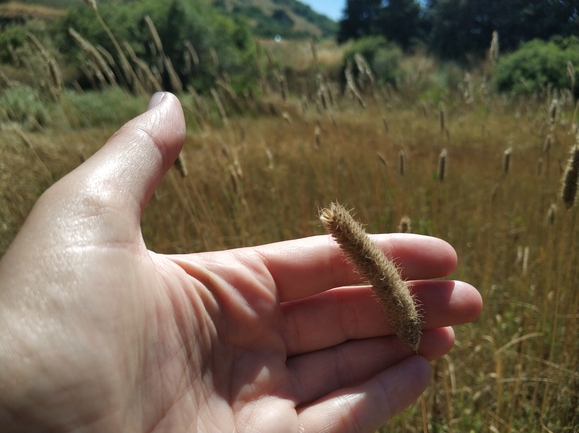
[1,32,578,433]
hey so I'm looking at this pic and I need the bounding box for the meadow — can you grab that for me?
[1,36,578,432]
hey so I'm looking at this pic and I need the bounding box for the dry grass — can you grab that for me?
[1,72,578,432]
[259,38,343,73]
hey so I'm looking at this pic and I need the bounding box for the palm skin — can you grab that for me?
[0,93,482,433]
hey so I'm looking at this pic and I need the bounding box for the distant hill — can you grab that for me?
[0,0,337,39]
[0,1,72,24]
[211,0,337,39]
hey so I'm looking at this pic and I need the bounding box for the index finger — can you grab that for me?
[253,233,457,302]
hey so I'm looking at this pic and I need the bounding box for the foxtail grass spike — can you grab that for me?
[438,148,447,182]
[319,203,422,351]
[561,144,579,209]
[503,147,512,175]
[398,216,412,233]
[547,203,557,225]
[399,149,406,176]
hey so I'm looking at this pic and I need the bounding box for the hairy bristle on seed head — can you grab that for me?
[319,202,422,351]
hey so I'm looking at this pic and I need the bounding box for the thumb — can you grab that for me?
[1,92,185,279]
[22,92,185,246]
[70,92,186,212]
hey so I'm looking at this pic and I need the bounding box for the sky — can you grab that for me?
[299,0,429,22]
[299,0,345,22]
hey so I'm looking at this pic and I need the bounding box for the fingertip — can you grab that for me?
[410,354,432,383]
[141,92,187,165]
[51,92,187,220]
[442,238,458,271]
[432,236,457,273]
[418,327,455,361]
[451,281,484,323]
[147,92,166,111]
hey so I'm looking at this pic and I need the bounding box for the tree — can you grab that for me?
[375,0,424,51]
[337,0,382,43]
[337,0,428,51]
[427,0,579,63]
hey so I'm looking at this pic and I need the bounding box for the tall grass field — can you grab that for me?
[1,35,578,432]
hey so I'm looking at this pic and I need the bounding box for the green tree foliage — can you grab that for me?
[56,0,256,92]
[337,0,382,43]
[337,0,425,51]
[494,37,579,96]
[427,0,579,63]
[338,0,578,62]
[0,85,50,125]
[375,0,424,51]
[0,23,27,55]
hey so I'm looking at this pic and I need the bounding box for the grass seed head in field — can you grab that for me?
[561,144,579,209]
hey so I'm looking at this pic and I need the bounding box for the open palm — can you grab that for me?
[0,93,482,433]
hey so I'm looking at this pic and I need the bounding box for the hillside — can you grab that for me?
[212,0,337,39]
[0,0,337,39]
[0,1,68,23]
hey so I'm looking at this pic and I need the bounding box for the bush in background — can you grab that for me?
[0,85,51,125]
[494,36,579,96]
[342,36,403,86]
[61,87,148,128]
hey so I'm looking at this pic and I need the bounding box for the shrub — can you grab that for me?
[342,36,403,85]
[0,86,50,125]
[0,24,27,58]
[61,87,148,128]
[494,36,579,96]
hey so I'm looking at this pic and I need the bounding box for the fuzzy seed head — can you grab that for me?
[489,30,499,63]
[549,99,558,123]
[503,147,512,174]
[438,148,447,182]
[399,149,406,176]
[398,216,412,233]
[319,202,422,351]
[439,102,446,132]
[561,144,579,209]
[547,203,557,225]
[376,152,388,167]
[543,134,554,154]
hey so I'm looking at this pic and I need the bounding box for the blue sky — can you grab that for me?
[299,1,429,22]
[299,0,345,21]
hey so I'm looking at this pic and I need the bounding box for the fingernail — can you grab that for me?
[147,92,165,111]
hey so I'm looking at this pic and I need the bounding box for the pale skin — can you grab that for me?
[0,93,482,433]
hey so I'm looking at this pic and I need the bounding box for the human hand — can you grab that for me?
[0,92,482,433]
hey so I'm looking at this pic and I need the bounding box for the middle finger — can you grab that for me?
[281,279,481,356]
